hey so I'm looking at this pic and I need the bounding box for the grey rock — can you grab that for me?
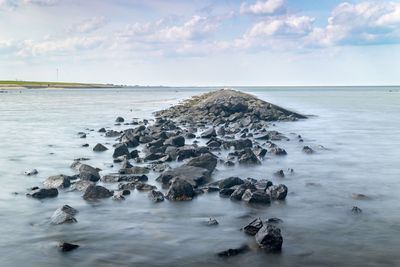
[266,184,288,200]
[243,218,263,235]
[201,128,217,138]
[242,189,271,204]
[50,205,78,225]
[164,135,185,147]
[43,175,71,189]
[156,165,211,187]
[113,143,130,158]
[29,188,58,199]
[218,176,244,189]
[24,169,38,176]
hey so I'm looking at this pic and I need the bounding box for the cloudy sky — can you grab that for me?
[1,0,400,86]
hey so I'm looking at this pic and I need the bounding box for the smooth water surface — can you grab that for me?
[0,87,399,267]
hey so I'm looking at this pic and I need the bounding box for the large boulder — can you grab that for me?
[255,225,283,251]
[185,153,217,173]
[238,148,261,165]
[79,164,100,182]
[43,175,71,189]
[83,185,113,200]
[218,177,244,189]
[50,205,78,225]
[166,178,195,201]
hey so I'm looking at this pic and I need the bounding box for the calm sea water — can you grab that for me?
[0,87,399,267]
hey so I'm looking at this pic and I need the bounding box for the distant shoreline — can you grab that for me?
[0,81,123,89]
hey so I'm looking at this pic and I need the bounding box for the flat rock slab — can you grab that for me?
[156,165,211,187]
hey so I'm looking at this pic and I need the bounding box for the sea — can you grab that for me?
[0,86,399,267]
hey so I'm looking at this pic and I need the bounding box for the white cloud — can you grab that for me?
[246,15,314,37]
[309,1,400,46]
[69,17,107,33]
[240,0,286,16]
[18,36,105,56]
[0,0,18,10]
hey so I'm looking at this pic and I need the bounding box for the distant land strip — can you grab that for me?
[0,80,123,89]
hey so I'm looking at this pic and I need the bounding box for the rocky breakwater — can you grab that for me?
[24,89,308,255]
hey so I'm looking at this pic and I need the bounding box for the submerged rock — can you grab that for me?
[59,242,79,252]
[24,169,38,176]
[50,205,78,225]
[148,190,164,202]
[217,245,249,258]
[255,225,283,251]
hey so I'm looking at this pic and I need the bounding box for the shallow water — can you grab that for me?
[0,87,399,267]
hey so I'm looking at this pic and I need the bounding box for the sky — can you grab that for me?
[0,0,400,86]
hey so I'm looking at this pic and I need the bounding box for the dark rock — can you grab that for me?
[238,148,261,165]
[24,169,38,176]
[156,165,211,187]
[93,143,108,152]
[43,175,71,189]
[185,153,217,173]
[267,218,283,224]
[218,177,244,189]
[266,184,288,200]
[352,193,369,200]
[242,189,271,204]
[115,117,124,123]
[59,242,79,252]
[217,245,249,258]
[130,150,139,159]
[219,187,236,197]
[139,135,153,144]
[79,164,100,182]
[80,133,86,138]
[29,188,58,199]
[122,189,131,195]
[255,225,283,251]
[269,147,287,156]
[230,183,256,200]
[148,190,164,202]
[113,144,130,158]
[201,128,217,138]
[50,205,78,225]
[186,133,196,139]
[223,139,253,150]
[165,136,185,147]
[224,160,235,167]
[82,143,89,147]
[352,206,362,214]
[98,127,106,133]
[83,185,113,200]
[243,218,263,235]
[166,178,195,201]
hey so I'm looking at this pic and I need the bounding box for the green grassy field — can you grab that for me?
[0,80,120,88]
